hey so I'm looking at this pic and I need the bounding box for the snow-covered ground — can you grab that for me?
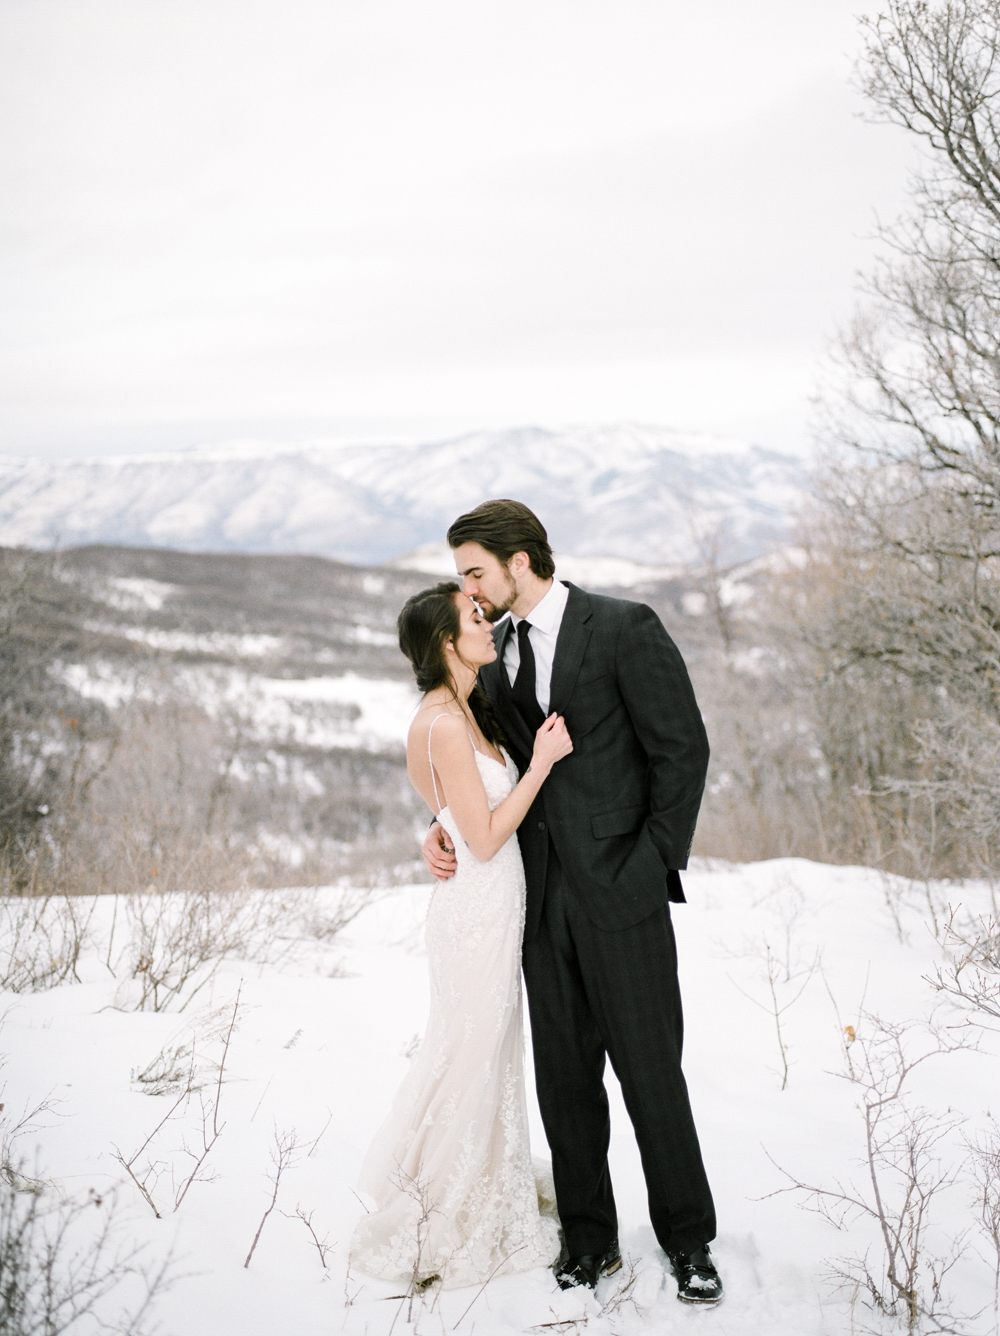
[4,858,996,1335]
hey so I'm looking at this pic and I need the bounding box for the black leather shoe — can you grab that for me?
[666,1244,723,1305]
[555,1239,622,1290]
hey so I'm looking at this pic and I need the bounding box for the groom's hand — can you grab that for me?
[422,820,457,881]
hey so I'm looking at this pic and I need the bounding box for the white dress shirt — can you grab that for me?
[501,579,570,716]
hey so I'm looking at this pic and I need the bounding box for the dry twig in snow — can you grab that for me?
[244,1126,302,1269]
[173,982,241,1210]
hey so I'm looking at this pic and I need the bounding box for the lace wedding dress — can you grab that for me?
[350,733,561,1289]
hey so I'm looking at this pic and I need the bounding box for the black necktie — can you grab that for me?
[511,620,546,734]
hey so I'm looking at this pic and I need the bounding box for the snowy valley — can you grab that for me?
[3,442,996,1336]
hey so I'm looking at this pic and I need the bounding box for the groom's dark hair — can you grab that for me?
[446,499,555,579]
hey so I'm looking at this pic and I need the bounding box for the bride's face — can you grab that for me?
[447,593,498,671]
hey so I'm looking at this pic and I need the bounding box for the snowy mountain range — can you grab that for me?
[0,424,804,566]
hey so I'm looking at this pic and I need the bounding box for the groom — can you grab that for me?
[422,499,722,1305]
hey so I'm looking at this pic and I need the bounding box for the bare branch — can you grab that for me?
[244,1127,302,1269]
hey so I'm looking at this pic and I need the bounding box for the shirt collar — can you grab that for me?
[511,579,569,634]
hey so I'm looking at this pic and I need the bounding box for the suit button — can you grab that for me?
[538,821,546,831]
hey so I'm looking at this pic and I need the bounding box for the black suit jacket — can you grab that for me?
[479,583,710,936]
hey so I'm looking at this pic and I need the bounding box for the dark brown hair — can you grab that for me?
[446,499,555,580]
[397,582,506,747]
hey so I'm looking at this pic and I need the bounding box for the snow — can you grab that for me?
[256,674,418,749]
[347,625,399,647]
[0,426,802,566]
[392,540,470,577]
[58,661,141,710]
[3,858,996,1335]
[83,624,287,658]
[55,662,419,752]
[96,578,178,612]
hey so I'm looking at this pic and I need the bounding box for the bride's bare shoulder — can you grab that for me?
[407,704,465,750]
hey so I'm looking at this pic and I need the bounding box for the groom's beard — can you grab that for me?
[478,574,517,623]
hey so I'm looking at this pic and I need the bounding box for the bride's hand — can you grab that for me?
[530,713,573,775]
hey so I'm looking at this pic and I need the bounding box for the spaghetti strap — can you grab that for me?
[427,713,445,812]
[427,714,488,811]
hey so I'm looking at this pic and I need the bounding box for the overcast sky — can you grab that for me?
[0,0,915,459]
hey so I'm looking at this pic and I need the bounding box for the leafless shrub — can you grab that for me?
[395,1169,442,1302]
[768,1015,975,1333]
[730,940,819,1091]
[357,1169,444,1327]
[282,1203,333,1270]
[0,1093,59,1196]
[306,1111,333,1157]
[822,964,871,1083]
[683,570,832,867]
[113,987,240,1217]
[727,881,820,1090]
[115,881,288,1012]
[130,1040,200,1098]
[0,879,96,994]
[595,1256,642,1323]
[965,1120,1000,1325]
[112,1090,186,1221]
[879,713,1000,895]
[243,1126,302,1269]
[172,987,240,1211]
[299,883,381,943]
[0,1177,171,1336]
[1,1009,169,1324]
[930,907,1000,1028]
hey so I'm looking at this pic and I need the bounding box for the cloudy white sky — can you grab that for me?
[0,0,914,459]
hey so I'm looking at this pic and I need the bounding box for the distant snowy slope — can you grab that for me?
[0,425,803,565]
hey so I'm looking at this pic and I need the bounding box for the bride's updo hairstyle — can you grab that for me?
[398,582,506,748]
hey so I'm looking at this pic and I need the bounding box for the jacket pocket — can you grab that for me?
[574,671,612,691]
[591,805,646,839]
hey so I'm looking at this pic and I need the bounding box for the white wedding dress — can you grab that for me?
[350,731,561,1289]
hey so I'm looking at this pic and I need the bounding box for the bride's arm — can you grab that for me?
[430,714,572,862]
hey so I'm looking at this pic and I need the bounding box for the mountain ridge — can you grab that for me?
[0,424,804,566]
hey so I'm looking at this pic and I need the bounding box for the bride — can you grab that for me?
[350,582,573,1290]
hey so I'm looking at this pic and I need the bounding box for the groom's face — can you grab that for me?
[452,542,518,623]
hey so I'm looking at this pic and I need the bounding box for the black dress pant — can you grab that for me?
[521,844,716,1258]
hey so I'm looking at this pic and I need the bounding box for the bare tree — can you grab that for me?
[772,0,1000,882]
[0,550,112,863]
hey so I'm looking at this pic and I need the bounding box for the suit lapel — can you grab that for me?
[548,583,593,715]
[481,616,534,757]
